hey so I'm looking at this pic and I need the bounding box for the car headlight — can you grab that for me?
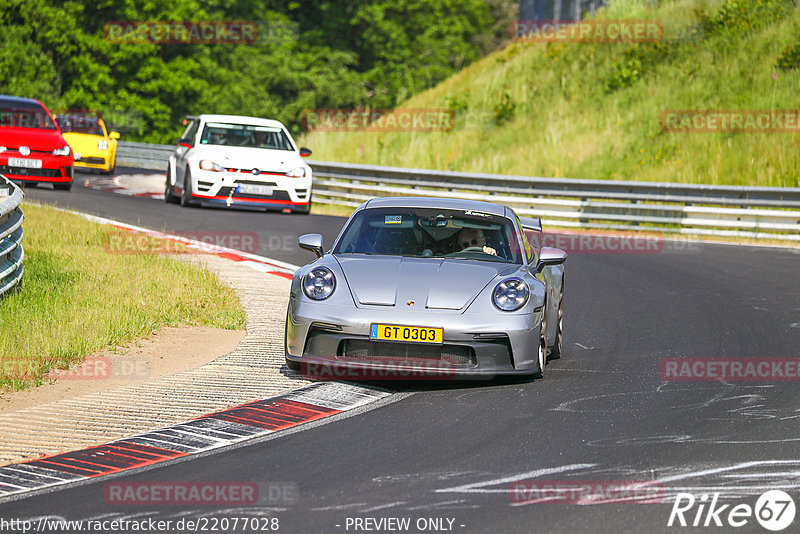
[492,278,529,311]
[52,145,71,156]
[199,159,225,172]
[98,140,108,151]
[286,166,306,178]
[303,267,336,300]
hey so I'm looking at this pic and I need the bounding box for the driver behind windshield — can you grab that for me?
[458,227,497,256]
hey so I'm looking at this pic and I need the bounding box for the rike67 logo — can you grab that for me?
[668,490,796,531]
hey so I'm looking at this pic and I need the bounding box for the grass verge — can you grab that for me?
[300,0,800,188]
[0,202,246,391]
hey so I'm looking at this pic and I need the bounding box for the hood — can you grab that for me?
[0,127,67,151]
[62,132,105,153]
[193,145,303,173]
[334,255,518,310]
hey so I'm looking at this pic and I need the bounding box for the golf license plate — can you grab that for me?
[237,184,273,196]
[9,158,42,168]
[370,324,443,344]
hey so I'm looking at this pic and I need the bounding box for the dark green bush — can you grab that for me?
[776,43,800,70]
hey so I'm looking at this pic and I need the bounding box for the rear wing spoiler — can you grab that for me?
[519,216,542,232]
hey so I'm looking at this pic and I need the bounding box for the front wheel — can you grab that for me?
[164,163,179,203]
[53,181,73,191]
[180,168,195,207]
[549,286,564,360]
[532,306,547,379]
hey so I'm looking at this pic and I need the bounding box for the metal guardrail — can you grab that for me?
[118,141,800,241]
[0,177,24,296]
[118,140,174,170]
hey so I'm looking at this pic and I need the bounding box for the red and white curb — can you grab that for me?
[83,175,164,200]
[58,208,300,277]
[0,210,393,500]
[0,382,390,499]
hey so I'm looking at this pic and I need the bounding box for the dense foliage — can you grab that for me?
[0,0,515,142]
[302,0,800,188]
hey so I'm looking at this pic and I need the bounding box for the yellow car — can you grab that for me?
[56,114,120,174]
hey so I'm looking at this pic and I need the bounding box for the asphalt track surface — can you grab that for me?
[4,169,800,533]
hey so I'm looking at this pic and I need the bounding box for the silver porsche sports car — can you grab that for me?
[285,197,566,379]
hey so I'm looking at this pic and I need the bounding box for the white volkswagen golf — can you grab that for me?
[165,114,313,213]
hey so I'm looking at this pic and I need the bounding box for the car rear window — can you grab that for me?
[0,100,57,130]
[56,115,104,136]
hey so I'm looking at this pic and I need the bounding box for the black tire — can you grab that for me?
[549,282,564,360]
[53,181,72,191]
[532,304,547,379]
[164,163,179,203]
[180,168,195,207]
[285,358,301,371]
[106,157,116,175]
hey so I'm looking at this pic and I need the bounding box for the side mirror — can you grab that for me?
[177,137,193,149]
[109,131,120,140]
[298,233,324,258]
[535,247,567,273]
[299,147,312,158]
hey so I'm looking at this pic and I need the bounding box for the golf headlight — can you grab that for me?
[52,145,71,156]
[98,140,108,151]
[492,278,529,311]
[286,166,306,178]
[303,267,336,300]
[199,159,225,172]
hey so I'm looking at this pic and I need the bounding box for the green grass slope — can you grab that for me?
[299,0,800,187]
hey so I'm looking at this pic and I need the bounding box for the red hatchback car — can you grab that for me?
[0,95,74,190]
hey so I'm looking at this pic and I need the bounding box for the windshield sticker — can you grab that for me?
[385,215,402,224]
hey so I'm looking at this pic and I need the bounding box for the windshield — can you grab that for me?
[333,207,522,263]
[55,115,104,135]
[0,100,57,129]
[199,122,294,150]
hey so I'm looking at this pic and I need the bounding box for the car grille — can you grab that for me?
[79,157,105,164]
[337,340,477,368]
[0,166,62,177]
[227,169,286,176]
